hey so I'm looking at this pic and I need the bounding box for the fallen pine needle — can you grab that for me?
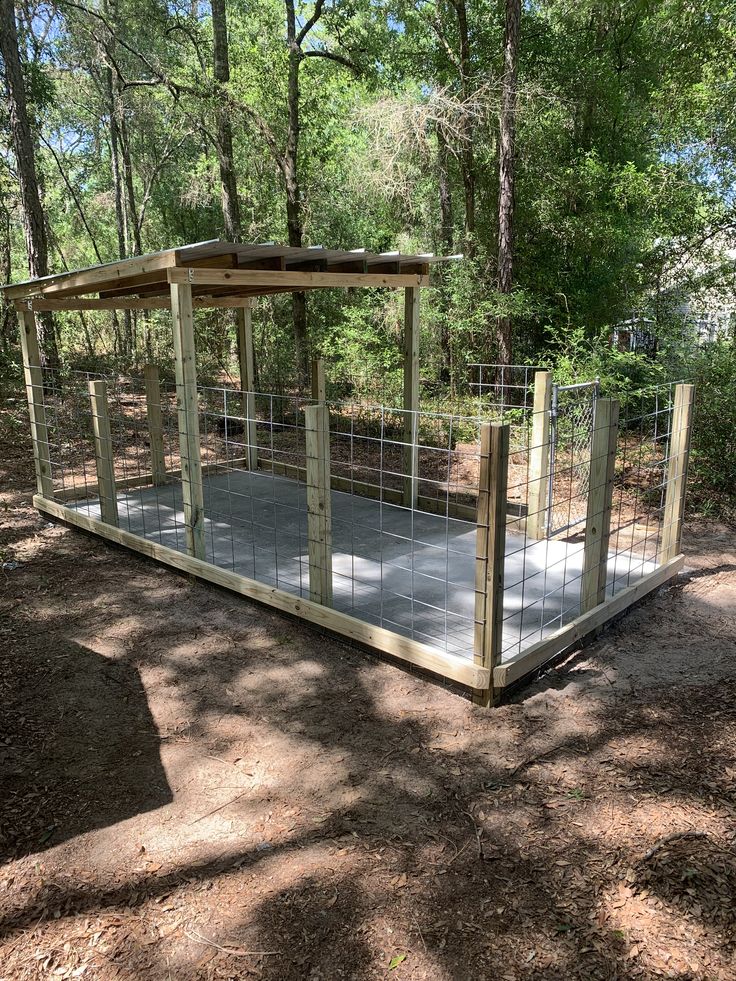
[184,929,279,957]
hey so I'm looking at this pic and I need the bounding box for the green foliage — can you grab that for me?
[689,343,736,515]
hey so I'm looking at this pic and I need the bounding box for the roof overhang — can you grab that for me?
[3,240,461,309]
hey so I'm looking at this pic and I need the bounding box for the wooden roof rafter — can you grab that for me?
[2,239,461,309]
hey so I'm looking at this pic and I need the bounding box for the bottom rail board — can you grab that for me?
[34,494,489,691]
[493,554,685,688]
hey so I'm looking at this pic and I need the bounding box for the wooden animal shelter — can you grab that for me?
[4,240,694,705]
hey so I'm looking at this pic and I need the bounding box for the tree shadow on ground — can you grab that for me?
[1,505,735,978]
[0,634,172,860]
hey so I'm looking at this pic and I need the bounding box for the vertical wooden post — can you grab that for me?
[473,422,510,707]
[171,281,206,561]
[236,302,258,470]
[527,370,552,539]
[143,364,167,485]
[402,286,420,508]
[311,357,326,404]
[581,399,619,613]
[16,306,53,499]
[304,403,333,606]
[88,379,118,527]
[661,383,695,563]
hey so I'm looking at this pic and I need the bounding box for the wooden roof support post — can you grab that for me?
[143,364,168,486]
[87,380,119,527]
[311,357,326,404]
[16,307,54,499]
[171,281,206,560]
[581,399,619,613]
[527,370,552,540]
[402,286,420,509]
[660,383,695,563]
[236,302,258,470]
[473,422,510,707]
[304,403,333,606]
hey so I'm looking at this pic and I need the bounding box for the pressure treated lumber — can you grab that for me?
[171,282,206,560]
[580,399,619,612]
[168,268,429,290]
[236,304,258,469]
[143,364,167,486]
[311,358,326,404]
[87,380,118,527]
[33,494,490,690]
[14,295,255,312]
[16,308,53,498]
[305,404,333,606]
[526,370,552,540]
[402,286,420,508]
[494,554,685,687]
[660,383,695,563]
[473,422,510,707]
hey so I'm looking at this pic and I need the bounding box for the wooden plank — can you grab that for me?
[171,281,206,560]
[473,423,510,707]
[16,308,54,498]
[494,555,685,688]
[14,296,254,312]
[402,286,420,508]
[168,268,430,290]
[143,364,167,486]
[4,249,178,299]
[660,383,695,563]
[311,358,326,404]
[526,370,552,539]
[236,305,258,469]
[580,399,620,612]
[87,380,118,526]
[34,494,489,690]
[55,457,249,502]
[304,404,333,606]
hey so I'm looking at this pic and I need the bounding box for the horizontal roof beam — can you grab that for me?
[168,267,430,290]
[14,295,254,312]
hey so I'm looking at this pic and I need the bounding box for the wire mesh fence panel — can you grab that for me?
[547,380,599,537]
[467,363,541,415]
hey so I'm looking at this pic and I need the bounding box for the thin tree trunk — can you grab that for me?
[0,0,59,368]
[496,0,520,368]
[285,0,309,388]
[436,124,454,383]
[0,198,12,355]
[452,0,476,255]
[105,64,132,357]
[211,0,242,242]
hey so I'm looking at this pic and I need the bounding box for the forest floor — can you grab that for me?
[1,396,736,981]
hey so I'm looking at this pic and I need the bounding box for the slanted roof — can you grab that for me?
[3,240,459,306]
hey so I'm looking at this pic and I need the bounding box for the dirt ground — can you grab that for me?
[1,399,735,981]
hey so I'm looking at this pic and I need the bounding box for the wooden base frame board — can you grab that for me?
[493,554,685,688]
[34,494,489,691]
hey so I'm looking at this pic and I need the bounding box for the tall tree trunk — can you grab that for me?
[105,63,132,356]
[452,0,476,255]
[285,0,309,388]
[0,197,12,356]
[436,124,454,383]
[496,0,520,368]
[0,0,59,367]
[211,0,242,241]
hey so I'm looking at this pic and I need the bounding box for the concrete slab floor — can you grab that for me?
[70,469,656,662]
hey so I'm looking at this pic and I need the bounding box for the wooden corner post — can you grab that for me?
[403,286,420,509]
[527,370,552,540]
[171,281,206,561]
[236,302,258,470]
[143,364,167,485]
[87,380,119,527]
[661,383,695,563]
[16,307,54,499]
[581,399,619,613]
[473,422,510,707]
[311,357,326,404]
[304,403,333,606]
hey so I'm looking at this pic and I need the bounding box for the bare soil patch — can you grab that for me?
[1,395,735,980]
